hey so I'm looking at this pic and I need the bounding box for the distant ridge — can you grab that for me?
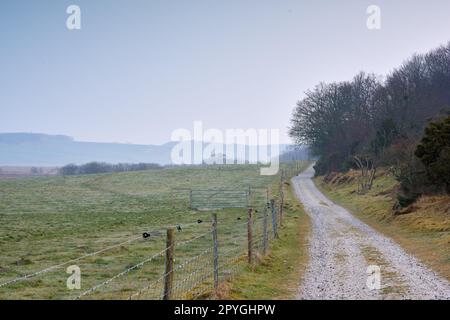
[0,133,176,166]
[0,133,303,166]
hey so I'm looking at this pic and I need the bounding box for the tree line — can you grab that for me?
[59,162,163,175]
[290,42,450,206]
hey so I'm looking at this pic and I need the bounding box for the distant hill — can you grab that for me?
[0,133,177,166]
[0,133,304,166]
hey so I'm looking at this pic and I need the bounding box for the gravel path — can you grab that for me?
[293,165,450,300]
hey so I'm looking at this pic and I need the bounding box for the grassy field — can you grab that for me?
[0,163,309,299]
[315,170,450,281]
[217,179,310,300]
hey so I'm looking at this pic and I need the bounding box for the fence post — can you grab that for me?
[263,205,269,255]
[279,171,284,227]
[279,189,284,227]
[189,190,193,209]
[163,228,174,300]
[212,213,219,292]
[270,199,278,238]
[247,207,253,264]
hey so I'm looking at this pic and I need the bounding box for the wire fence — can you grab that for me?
[0,221,203,290]
[0,162,306,300]
[121,200,283,300]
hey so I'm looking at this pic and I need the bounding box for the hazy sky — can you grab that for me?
[1,0,450,145]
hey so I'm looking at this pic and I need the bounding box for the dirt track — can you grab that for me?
[292,165,450,300]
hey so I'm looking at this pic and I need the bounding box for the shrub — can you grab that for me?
[59,164,79,176]
[395,116,450,207]
[415,116,450,193]
[313,153,354,176]
[395,157,427,207]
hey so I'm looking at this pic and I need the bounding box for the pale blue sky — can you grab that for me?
[1,0,450,144]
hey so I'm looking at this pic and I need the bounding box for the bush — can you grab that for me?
[395,116,450,207]
[59,164,79,175]
[394,157,427,207]
[79,162,111,174]
[313,153,354,176]
[428,147,450,192]
[415,116,450,193]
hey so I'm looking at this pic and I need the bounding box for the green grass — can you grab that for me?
[215,176,310,300]
[315,170,450,281]
[0,163,309,299]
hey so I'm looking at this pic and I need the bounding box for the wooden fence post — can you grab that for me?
[279,171,284,227]
[270,199,278,238]
[163,228,174,300]
[263,205,269,255]
[212,213,219,291]
[279,196,284,227]
[279,189,284,227]
[247,208,253,264]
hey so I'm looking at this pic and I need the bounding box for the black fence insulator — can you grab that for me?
[142,232,151,239]
[176,225,182,231]
[197,219,203,224]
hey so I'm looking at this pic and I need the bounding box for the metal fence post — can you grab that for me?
[247,207,253,264]
[212,213,219,291]
[163,228,174,300]
[263,205,269,255]
[270,199,278,238]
